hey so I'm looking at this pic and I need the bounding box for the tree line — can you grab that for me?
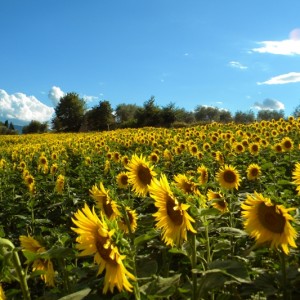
[16,93,300,134]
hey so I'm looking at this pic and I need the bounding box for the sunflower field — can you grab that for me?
[1,117,300,299]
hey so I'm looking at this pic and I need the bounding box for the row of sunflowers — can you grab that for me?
[1,117,300,299]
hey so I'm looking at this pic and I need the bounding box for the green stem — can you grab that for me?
[121,205,140,300]
[279,250,288,300]
[0,238,31,300]
[204,217,211,265]
[190,233,197,300]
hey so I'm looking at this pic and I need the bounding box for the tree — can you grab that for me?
[194,106,221,122]
[160,103,176,127]
[115,103,139,124]
[52,93,86,132]
[135,96,161,127]
[292,104,300,118]
[219,110,233,123]
[234,110,255,124]
[257,110,284,121]
[85,100,115,131]
[22,120,48,134]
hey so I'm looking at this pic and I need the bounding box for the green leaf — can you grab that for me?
[134,229,159,247]
[58,288,91,300]
[140,274,181,298]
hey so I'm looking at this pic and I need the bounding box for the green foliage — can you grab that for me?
[52,93,86,132]
[22,120,48,134]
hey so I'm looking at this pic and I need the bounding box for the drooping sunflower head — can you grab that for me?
[118,206,138,233]
[174,173,200,196]
[197,165,209,185]
[55,174,65,194]
[126,154,157,197]
[246,163,261,181]
[215,164,241,190]
[89,182,120,219]
[241,192,297,255]
[149,174,196,247]
[71,204,136,294]
[207,189,228,213]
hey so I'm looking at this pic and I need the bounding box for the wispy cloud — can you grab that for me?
[253,98,285,111]
[0,89,54,123]
[48,86,65,106]
[229,61,248,70]
[257,72,300,85]
[252,28,300,55]
[83,95,98,103]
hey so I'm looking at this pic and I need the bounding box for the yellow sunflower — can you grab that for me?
[197,165,209,185]
[292,162,300,194]
[0,284,5,300]
[215,164,241,190]
[207,189,228,213]
[148,152,160,163]
[116,172,129,189]
[281,137,294,151]
[71,204,135,294]
[249,142,260,156]
[273,143,283,153]
[55,174,65,194]
[174,173,200,195]
[149,174,196,247]
[126,154,157,197]
[246,163,261,181]
[118,206,138,233]
[241,192,297,255]
[19,235,55,287]
[89,182,120,220]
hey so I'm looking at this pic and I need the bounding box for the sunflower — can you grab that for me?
[281,137,294,151]
[241,192,297,255]
[116,172,129,189]
[55,174,65,194]
[50,163,58,175]
[90,182,120,220]
[19,235,55,287]
[71,204,135,294]
[118,206,138,233]
[292,162,300,194]
[215,164,241,190]
[233,142,245,154]
[38,154,49,173]
[249,142,260,156]
[207,189,228,213]
[197,165,209,185]
[273,143,283,153]
[149,174,196,247]
[246,163,261,181]
[126,154,157,197]
[148,152,160,163]
[0,284,5,300]
[174,173,200,196]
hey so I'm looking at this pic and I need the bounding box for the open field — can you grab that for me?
[1,118,300,299]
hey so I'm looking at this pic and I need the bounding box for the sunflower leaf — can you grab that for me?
[134,229,159,247]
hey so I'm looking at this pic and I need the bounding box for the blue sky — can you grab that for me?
[1,0,300,125]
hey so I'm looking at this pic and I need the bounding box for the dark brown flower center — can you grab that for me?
[103,198,114,218]
[258,203,285,234]
[120,175,128,185]
[95,235,117,265]
[250,168,259,177]
[166,196,183,226]
[223,170,236,183]
[137,165,152,186]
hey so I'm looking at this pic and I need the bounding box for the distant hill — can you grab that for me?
[13,124,24,134]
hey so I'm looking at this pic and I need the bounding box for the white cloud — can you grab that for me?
[253,98,285,111]
[229,61,248,70]
[48,86,65,106]
[0,89,54,123]
[257,72,300,85]
[252,28,300,55]
[83,95,98,103]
